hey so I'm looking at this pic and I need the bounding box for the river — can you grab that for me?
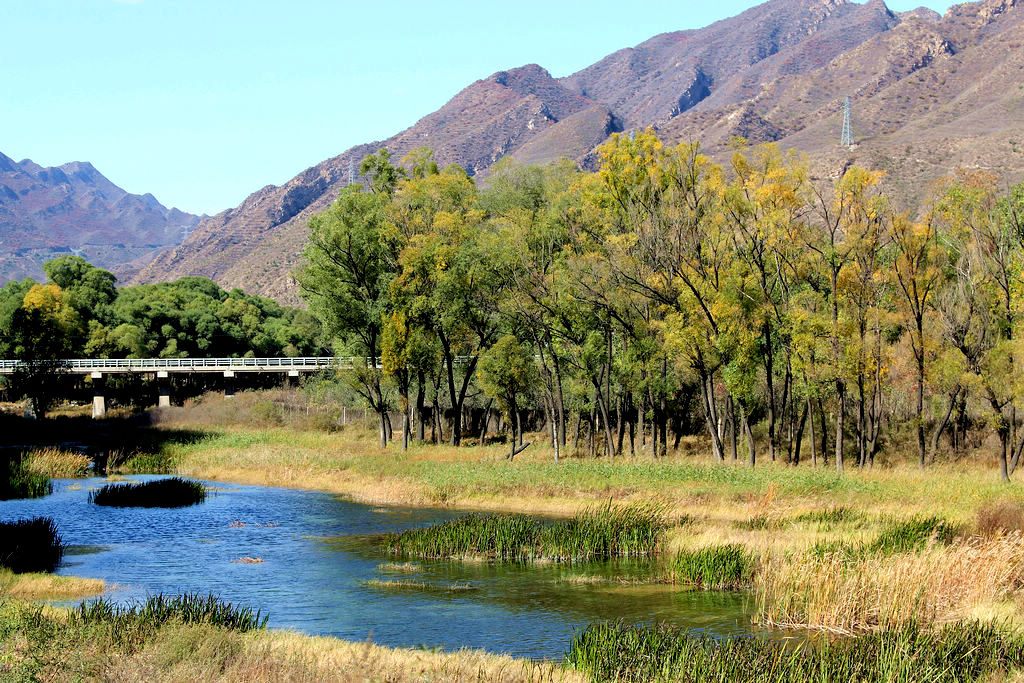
[0,475,782,659]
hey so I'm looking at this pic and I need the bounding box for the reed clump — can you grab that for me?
[0,455,51,500]
[22,448,90,478]
[71,593,268,642]
[0,517,65,573]
[384,503,666,562]
[88,477,206,508]
[669,545,755,589]
[565,620,1024,682]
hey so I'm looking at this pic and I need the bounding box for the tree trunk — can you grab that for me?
[835,383,845,473]
[415,370,426,442]
[793,402,808,466]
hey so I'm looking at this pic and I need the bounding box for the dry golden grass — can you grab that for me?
[0,569,105,600]
[756,533,1024,634]
[31,619,582,683]
[22,448,90,478]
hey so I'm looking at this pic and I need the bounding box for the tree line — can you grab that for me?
[300,134,1024,479]
[0,256,324,414]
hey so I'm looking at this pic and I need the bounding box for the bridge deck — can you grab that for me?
[0,357,378,375]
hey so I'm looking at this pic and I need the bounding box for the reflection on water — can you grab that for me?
[0,476,786,659]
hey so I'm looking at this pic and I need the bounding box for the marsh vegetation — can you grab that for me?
[88,477,206,508]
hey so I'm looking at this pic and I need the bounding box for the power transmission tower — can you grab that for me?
[841,95,855,148]
[347,158,356,186]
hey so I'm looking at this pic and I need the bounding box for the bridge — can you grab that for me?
[0,357,380,418]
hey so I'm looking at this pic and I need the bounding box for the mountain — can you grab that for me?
[133,0,1024,304]
[0,154,200,284]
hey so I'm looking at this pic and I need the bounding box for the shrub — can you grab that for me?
[89,477,206,508]
[0,517,64,573]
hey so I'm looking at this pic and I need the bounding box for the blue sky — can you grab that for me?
[2,0,956,215]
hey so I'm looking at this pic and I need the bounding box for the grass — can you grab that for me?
[0,597,581,682]
[21,448,90,478]
[71,593,268,636]
[363,579,477,592]
[565,620,1024,682]
[757,533,1024,633]
[88,477,206,508]
[0,568,105,600]
[0,517,65,573]
[383,503,666,562]
[668,545,755,589]
[0,456,51,501]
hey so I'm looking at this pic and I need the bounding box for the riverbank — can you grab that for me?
[0,597,581,682]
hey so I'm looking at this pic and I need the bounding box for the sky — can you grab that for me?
[2,0,957,216]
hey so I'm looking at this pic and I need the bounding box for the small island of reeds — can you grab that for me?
[88,477,206,508]
[0,516,65,573]
[383,503,665,562]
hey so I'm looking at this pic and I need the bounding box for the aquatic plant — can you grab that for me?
[71,593,268,637]
[669,545,754,589]
[88,477,206,508]
[565,621,1024,683]
[0,454,52,501]
[22,448,90,478]
[384,503,666,562]
[0,517,65,573]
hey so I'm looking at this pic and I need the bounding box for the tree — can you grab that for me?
[478,335,537,459]
[9,284,78,417]
[298,185,395,446]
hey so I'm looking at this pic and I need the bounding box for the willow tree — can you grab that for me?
[297,185,394,446]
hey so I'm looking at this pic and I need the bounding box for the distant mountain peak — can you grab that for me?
[0,154,200,284]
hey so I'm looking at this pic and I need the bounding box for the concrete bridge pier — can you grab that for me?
[157,370,171,408]
[288,369,299,388]
[91,371,105,419]
[224,370,235,399]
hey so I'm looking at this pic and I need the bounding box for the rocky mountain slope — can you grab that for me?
[0,153,200,284]
[133,0,1024,304]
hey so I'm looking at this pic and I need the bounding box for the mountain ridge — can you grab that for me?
[0,153,201,284]
[130,0,1024,303]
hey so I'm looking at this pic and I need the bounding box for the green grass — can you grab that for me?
[0,517,64,573]
[565,621,1024,682]
[810,515,957,561]
[384,502,666,562]
[71,593,268,639]
[88,477,206,508]
[792,507,866,528]
[669,545,755,589]
[1,456,52,501]
[868,516,957,554]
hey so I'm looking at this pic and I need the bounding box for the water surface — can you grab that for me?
[1,476,783,659]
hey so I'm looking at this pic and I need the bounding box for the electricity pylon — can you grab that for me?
[841,95,855,148]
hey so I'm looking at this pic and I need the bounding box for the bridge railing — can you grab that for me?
[0,357,383,372]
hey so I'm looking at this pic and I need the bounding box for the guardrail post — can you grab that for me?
[90,371,106,419]
[157,370,171,408]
